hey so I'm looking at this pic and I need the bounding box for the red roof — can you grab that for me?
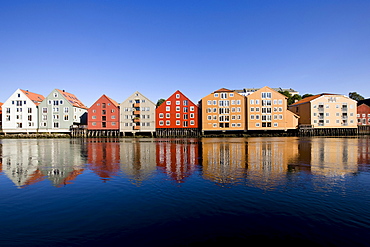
[0,102,3,114]
[104,94,119,107]
[290,93,337,106]
[57,89,88,109]
[20,89,45,106]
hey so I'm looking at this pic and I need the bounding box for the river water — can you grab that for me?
[0,137,369,246]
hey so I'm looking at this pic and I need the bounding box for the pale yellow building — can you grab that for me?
[246,86,299,131]
[288,94,357,128]
[201,88,247,132]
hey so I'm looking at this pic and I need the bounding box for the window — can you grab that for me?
[183,121,188,127]
[64,115,69,121]
[274,123,278,127]
[166,106,170,111]
[250,115,254,120]
[214,93,219,97]
[183,100,188,105]
[250,99,254,105]
[176,106,180,111]
[166,113,170,118]
[190,113,194,118]
[176,113,180,118]
[6,115,10,121]
[53,92,58,98]
[176,101,180,105]
[220,93,227,99]
[166,120,170,125]
[207,100,212,105]
[255,100,260,105]
[102,103,106,108]
[159,121,164,126]
[53,100,59,106]
[250,107,254,112]
[255,123,260,127]
[176,94,180,98]
[190,106,194,111]
[64,107,69,113]
[28,115,32,121]
[190,120,195,125]
[184,107,188,112]
[42,115,47,121]
[159,113,164,118]
[166,101,171,105]
[54,122,59,128]
[230,93,234,97]
[111,115,116,119]
[60,100,64,105]
[278,100,283,105]
[6,108,10,113]
[176,120,180,125]
[184,114,188,119]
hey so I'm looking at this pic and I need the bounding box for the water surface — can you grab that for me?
[0,137,369,246]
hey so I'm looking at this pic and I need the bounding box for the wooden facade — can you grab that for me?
[88,94,120,136]
[201,88,246,133]
[357,103,370,126]
[246,86,299,131]
[156,90,199,137]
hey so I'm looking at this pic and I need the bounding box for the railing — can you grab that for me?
[134,126,140,130]
[134,103,140,107]
[134,110,140,115]
[134,118,140,123]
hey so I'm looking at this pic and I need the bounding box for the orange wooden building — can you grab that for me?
[155,90,199,137]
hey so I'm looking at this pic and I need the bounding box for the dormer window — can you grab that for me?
[54,93,58,98]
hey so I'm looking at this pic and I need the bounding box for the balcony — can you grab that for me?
[134,103,140,108]
[134,126,141,130]
[342,107,348,112]
[134,110,140,115]
[134,118,140,123]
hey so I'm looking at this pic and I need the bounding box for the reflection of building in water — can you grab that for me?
[1,139,44,188]
[202,138,247,184]
[358,138,370,170]
[302,138,358,176]
[119,139,156,184]
[36,139,86,187]
[156,139,199,183]
[87,138,120,181]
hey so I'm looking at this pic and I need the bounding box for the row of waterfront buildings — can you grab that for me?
[0,86,369,136]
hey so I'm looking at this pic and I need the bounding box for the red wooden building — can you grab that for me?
[88,94,120,136]
[155,90,199,137]
[357,101,370,126]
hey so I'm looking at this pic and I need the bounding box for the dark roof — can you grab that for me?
[358,98,370,107]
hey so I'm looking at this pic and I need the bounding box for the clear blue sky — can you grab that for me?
[1,0,369,106]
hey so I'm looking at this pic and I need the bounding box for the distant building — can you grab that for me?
[236,87,299,97]
[289,93,357,129]
[120,91,156,136]
[88,94,120,136]
[38,89,88,133]
[357,99,370,126]
[2,89,45,133]
[246,86,299,131]
[200,88,246,133]
[156,90,199,137]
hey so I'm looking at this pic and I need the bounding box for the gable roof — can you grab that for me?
[57,89,88,109]
[289,93,337,106]
[214,88,234,93]
[20,89,45,106]
[104,95,119,107]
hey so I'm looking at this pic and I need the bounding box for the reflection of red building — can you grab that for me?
[358,138,370,166]
[87,140,121,181]
[21,170,45,188]
[156,141,199,182]
[156,90,200,136]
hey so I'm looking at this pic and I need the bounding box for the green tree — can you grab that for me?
[302,93,314,99]
[278,90,302,105]
[156,98,165,107]
[349,92,364,101]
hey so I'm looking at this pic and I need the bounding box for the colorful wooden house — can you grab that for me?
[155,90,199,137]
[38,89,88,133]
[246,86,299,131]
[88,94,120,136]
[2,89,45,133]
[200,88,246,133]
[120,91,156,136]
[289,93,357,129]
[357,99,370,126]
